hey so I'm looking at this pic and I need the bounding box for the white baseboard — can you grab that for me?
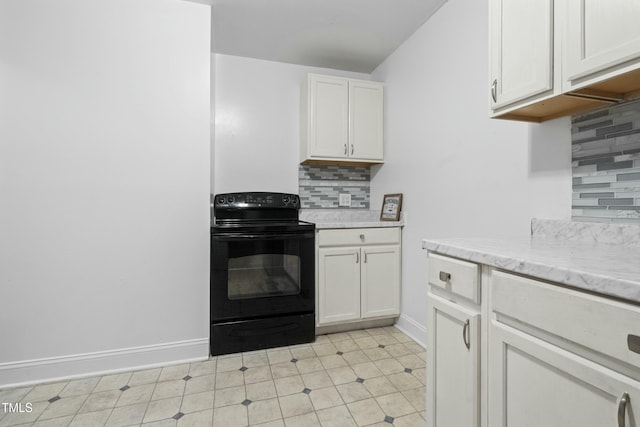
[394,314,427,348]
[0,338,209,389]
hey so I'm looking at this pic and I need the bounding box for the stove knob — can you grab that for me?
[228,196,235,203]
[292,196,299,205]
[283,196,290,204]
[216,197,225,205]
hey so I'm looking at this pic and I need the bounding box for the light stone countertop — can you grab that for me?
[300,209,404,229]
[422,220,640,304]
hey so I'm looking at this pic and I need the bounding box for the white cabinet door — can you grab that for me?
[489,320,640,427]
[308,74,349,159]
[489,0,553,109]
[361,245,400,319]
[565,0,640,84]
[318,247,361,324]
[427,293,480,427]
[349,80,383,161]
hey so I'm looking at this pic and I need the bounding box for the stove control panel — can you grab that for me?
[214,192,300,209]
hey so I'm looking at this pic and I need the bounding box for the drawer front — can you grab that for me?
[318,227,400,247]
[491,270,640,369]
[428,253,480,303]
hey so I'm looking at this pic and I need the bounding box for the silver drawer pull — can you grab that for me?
[618,392,629,427]
[462,319,470,349]
[628,334,640,354]
[439,271,451,282]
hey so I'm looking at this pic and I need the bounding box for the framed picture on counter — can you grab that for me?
[380,193,403,221]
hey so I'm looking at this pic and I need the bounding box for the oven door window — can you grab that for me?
[228,253,300,299]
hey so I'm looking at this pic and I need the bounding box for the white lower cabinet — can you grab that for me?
[426,252,640,427]
[317,228,400,327]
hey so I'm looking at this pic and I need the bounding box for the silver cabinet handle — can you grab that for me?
[462,319,470,349]
[618,392,629,427]
[439,271,451,282]
[355,251,359,263]
[350,144,354,155]
[344,144,348,155]
[359,234,365,241]
[491,79,497,103]
[364,252,367,263]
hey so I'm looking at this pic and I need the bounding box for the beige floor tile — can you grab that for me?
[361,347,392,361]
[32,415,74,427]
[390,332,413,343]
[116,383,154,407]
[177,409,213,427]
[252,419,285,427]
[274,375,304,397]
[392,411,426,427]
[151,379,186,401]
[38,395,87,420]
[242,352,269,368]
[247,398,282,425]
[185,374,216,395]
[371,334,400,346]
[318,355,347,370]
[289,345,316,360]
[396,354,426,370]
[243,366,272,384]
[335,382,372,404]
[59,378,99,397]
[212,404,247,427]
[295,357,324,374]
[312,335,330,344]
[412,368,427,385]
[284,411,321,427]
[341,350,370,366]
[181,390,215,413]
[387,372,423,391]
[158,364,190,382]
[216,356,243,373]
[0,386,32,403]
[417,351,427,362]
[326,367,356,386]
[326,332,351,343]
[279,393,314,418]
[92,373,132,393]
[0,400,48,426]
[405,343,426,354]
[354,337,378,350]
[311,343,337,357]
[270,362,299,379]
[78,390,120,414]
[301,371,333,390]
[214,384,245,408]
[385,343,413,358]
[246,380,277,402]
[346,330,370,339]
[215,370,244,389]
[402,387,426,412]
[346,398,386,426]
[375,392,415,418]
[332,340,360,353]
[267,349,293,365]
[351,362,383,380]
[143,397,182,424]
[68,408,112,427]
[105,402,148,427]
[315,404,357,427]
[363,376,398,397]
[141,417,177,427]
[373,358,405,376]
[189,360,217,377]
[129,368,162,386]
[23,383,67,402]
[308,386,343,411]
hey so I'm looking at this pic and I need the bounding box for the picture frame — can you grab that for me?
[380,193,403,221]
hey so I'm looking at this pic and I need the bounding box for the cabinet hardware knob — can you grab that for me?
[439,271,451,282]
[364,252,367,263]
[355,251,359,263]
[463,319,471,350]
[491,79,497,103]
[628,334,640,354]
[618,392,629,427]
[344,144,348,155]
[359,234,365,240]
[350,144,354,155]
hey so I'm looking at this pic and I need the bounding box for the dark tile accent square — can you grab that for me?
[48,396,61,403]
[239,366,248,372]
[173,412,184,420]
[384,415,395,423]
[291,358,298,363]
[378,344,385,348]
[183,375,192,381]
[242,399,252,406]
[302,388,312,394]
[336,351,343,355]
[404,368,413,374]
[119,385,130,392]
[356,378,365,384]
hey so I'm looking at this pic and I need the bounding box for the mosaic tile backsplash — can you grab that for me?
[572,99,640,223]
[299,165,370,209]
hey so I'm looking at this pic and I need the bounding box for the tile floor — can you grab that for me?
[0,326,426,427]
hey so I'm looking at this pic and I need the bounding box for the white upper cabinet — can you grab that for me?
[301,74,384,164]
[489,0,554,110]
[565,0,640,88]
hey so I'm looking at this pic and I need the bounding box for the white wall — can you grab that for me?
[0,0,211,387]
[371,0,572,343]
[213,54,369,194]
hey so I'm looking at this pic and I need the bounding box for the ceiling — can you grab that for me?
[209,0,448,73]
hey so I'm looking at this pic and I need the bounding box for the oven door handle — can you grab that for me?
[213,232,314,240]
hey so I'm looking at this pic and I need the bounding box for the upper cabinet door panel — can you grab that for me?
[349,81,383,161]
[565,0,640,83]
[310,75,349,158]
[490,0,553,109]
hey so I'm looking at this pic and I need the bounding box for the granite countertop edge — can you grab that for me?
[422,237,640,305]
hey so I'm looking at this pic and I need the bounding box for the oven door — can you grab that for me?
[211,228,315,322]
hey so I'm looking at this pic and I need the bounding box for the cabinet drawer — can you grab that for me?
[491,270,640,369]
[428,253,480,304]
[318,227,400,247]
